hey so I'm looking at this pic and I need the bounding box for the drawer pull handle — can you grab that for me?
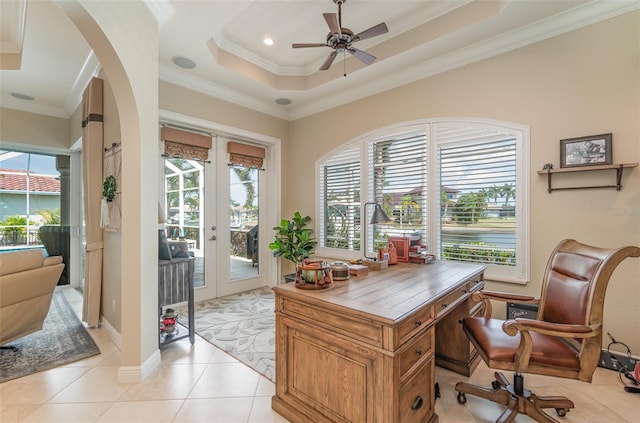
[415,320,422,327]
[416,349,422,356]
[441,303,448,308]
[411,396,423,411]
[462,289,468,293]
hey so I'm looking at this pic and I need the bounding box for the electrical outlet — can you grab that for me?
[599,349,639,372]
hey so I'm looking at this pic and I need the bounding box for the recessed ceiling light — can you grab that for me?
[11,93,35,101]
[275,98,292,105]
[172,56,196,69]
[264,37,274,46]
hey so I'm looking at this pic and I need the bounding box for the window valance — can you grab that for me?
[227,141,265,169]
[161,127,211,161]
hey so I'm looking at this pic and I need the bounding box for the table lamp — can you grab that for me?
[364,202,391,260]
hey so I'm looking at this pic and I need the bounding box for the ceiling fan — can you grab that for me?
[292,0,389,71]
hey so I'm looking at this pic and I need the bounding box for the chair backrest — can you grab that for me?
[539,240,640,327]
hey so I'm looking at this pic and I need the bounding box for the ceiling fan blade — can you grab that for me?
[352,22,388,42]
[323,13,340,35]
[319,50,338,70]
[348,48,376,65]
[292,43,328,48]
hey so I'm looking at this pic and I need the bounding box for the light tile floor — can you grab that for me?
[1,286,635,422]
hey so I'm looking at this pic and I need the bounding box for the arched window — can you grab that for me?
[316,119,530,284]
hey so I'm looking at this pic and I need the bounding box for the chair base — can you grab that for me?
[455,371,574,423]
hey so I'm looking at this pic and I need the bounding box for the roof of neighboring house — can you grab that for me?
[0,169,60,193]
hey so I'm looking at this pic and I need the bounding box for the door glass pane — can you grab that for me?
[0,151,60,250]
[229,165,259,280]
[164,158,205,287]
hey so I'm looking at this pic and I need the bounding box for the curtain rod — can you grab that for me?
[161,153,211,164]
[104,142,121,152]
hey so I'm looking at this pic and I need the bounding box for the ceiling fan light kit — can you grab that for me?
[292,0,388,71]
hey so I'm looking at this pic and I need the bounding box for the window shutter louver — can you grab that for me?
[319,144,362,250]
[439,137,517,266]
[370,132,428,244]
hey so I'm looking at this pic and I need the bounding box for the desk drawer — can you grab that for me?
[281,298,383,347]
[399,327,433,378]
[436,285,469,318]
[399,356,434,423]
[397,305,434,346]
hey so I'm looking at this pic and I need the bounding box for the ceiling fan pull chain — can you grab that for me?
[344,51,347,77]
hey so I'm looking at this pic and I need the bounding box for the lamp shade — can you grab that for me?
[370,203,391,224]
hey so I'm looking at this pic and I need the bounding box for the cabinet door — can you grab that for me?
[276,315,386,423]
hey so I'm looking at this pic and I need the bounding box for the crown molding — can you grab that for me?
[159,64,288,120]
[143,0,174,28]
[283,0,640,120]
[64,51,101,117]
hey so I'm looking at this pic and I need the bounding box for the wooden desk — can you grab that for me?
[272,260,485,423]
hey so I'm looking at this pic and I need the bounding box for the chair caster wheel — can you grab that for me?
[491,380,501,389]
[556,408,568,417]
[457,392,467,404]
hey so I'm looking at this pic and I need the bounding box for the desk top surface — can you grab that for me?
[273,260,485,324]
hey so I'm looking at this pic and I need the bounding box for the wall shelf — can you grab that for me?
[537,163,638,193]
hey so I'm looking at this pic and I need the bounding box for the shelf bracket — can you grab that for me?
[616,164,624,190]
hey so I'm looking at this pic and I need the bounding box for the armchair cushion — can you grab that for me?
[0,249,64,346]
[0,248,47,276]
[464,317,581,370]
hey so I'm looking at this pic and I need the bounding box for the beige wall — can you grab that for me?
[0,108,70,150]
[288,12,640,352]
[159,81,289,142]
[101,74,122,332]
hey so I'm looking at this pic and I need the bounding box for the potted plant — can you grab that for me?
[269,211,317,282]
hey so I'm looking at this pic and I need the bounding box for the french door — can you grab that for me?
[164,136,268,301]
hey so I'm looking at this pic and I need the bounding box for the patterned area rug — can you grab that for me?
[182,287,275,381]
[0,291,100,383]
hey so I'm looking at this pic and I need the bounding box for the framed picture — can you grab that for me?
[560,133,612,168]
[387,236,410,263]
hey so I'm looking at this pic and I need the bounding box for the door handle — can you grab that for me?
[211,226,216,231]
[209,235,217,241]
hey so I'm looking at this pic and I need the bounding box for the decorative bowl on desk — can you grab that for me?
[295,260,333,289]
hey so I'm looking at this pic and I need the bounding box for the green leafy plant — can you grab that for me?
[35,208,61,225]
[269,212,317,266]
[103,175,117,202]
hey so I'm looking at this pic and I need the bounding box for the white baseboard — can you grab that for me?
[98,315,122,350]
[117,349,161,383]
[99,314,162,383]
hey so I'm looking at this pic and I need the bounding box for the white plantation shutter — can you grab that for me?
[316,120,529,283]
[369,132,428,250]
[319,143,362,250]
[438,129,517,267]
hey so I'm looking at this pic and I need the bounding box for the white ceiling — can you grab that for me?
[1,0,638,122]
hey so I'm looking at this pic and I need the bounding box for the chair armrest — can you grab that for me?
[503,318,598,338]
[502,318,600,371]
[471,290,539,318]
[44,256,63,266]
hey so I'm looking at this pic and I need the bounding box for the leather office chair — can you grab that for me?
[455,239,640,422]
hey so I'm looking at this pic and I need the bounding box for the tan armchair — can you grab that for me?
[455,239,640,422]
[0,248,65,351]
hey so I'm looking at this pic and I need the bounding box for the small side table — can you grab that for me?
[158,257,195,347]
